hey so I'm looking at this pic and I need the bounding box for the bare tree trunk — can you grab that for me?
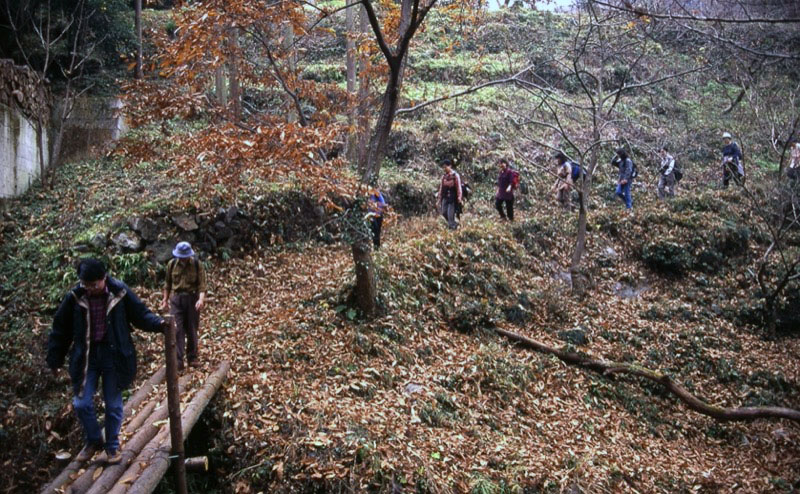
[134,0,143,79]
[360,64,402,185]
[36,118,47,188]
[227,27,241,121]
[215,67,227,107]
[355,6,371,171]
[570,141,598,295]
[49,79,73,181]
[352,240,377,315]
[283,21,297,124]
[345,1,358,163]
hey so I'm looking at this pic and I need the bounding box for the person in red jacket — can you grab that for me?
[495,158,518,221]
[436,159,463,230]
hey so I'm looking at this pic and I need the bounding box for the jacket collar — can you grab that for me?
[72,277,126,312]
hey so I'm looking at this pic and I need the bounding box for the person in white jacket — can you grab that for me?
[789,140,800,182]
[658,146,676,199]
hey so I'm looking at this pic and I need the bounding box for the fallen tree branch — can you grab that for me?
[493,327,800,423]
[395,64,536,116]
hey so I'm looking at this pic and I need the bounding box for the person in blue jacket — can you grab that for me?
[46,258,166,464]
[612,147,634,210]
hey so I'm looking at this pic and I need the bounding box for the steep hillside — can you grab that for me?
[1,5,799,494]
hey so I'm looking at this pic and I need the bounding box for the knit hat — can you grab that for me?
[172,241,195,259]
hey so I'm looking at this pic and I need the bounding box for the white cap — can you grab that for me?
[722,132,732,139]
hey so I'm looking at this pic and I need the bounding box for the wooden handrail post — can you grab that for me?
[164,316,188,494]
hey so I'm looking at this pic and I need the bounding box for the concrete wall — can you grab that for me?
[0,97,126,199]
[55,97,127,164]
[1,103,49,198]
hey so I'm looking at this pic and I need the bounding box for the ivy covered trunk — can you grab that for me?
[352,238,377,316]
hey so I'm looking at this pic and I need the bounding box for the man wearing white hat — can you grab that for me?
[161,242,207,369]
[721,132,745,187]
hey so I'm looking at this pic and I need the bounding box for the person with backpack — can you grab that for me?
[721,132,745,187]
[657,146,677,199]
[367,187,387,249]
[550,151,574,210]
[436,159,463,230]
[161,241,207,370]
[612,147,635,210]
[495,158,518,221]
[47,259,167,465]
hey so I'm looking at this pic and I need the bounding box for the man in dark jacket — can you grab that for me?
[495,158,517,221]
[612,148,634,210]
[47,258,165,464]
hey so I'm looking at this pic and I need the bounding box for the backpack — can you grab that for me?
[461,181,472,201]
[673,166,683,182]
[510,169,521,188]
[570,162,583,181]
[166,257,200,287]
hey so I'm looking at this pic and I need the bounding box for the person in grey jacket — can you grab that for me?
[47,259,166,464]
[612,148,634,209]
[658,146,676,199]
[721,132,744,187]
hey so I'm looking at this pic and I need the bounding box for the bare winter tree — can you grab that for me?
[5,0,103,187]
[501,1,706,293]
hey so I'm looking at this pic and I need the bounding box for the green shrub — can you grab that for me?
[387,181,433,216]
[642,241,693,276]
[713,224,750,257]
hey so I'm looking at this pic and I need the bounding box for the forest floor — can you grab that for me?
[189,209,800,494]
[2,157,800,493]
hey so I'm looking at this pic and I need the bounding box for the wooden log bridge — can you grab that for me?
[40,360,231,494]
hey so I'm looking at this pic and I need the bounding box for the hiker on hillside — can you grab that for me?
[367,187,387,249]
[550,151,573,210]
[495,158,518,221]
[436,158,462,230]
[47,258,166,465]
[788,140,800,182]
[612,147,635,210]
[161,242,206,371]
[658,146,677,199]
[721,132,745,187]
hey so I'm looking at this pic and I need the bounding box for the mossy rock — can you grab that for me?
[386,181,432,216]
[642,241,693,276]
[713,224,750,257]
[386,129,420,166]
[431,132,478,167]
[695,249,725,274]
[445,300,496,334]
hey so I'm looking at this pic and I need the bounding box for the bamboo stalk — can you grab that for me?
[185,456,209,472]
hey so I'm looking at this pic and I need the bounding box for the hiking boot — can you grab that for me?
[105,450,122,465]
[188,360,200,368]
[75,442,102,462]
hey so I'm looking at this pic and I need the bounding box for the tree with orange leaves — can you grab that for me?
[120,0,477,316]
